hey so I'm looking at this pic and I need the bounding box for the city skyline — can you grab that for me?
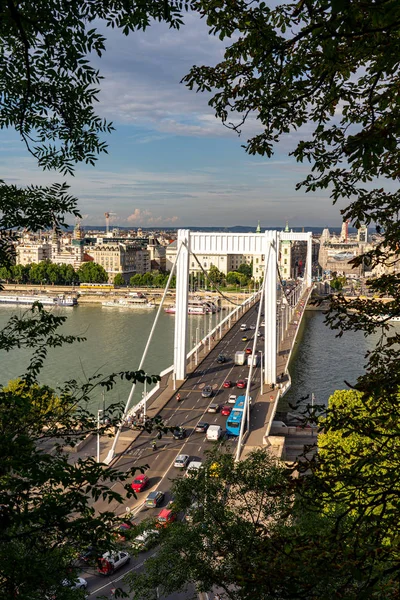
[1,14,347,228]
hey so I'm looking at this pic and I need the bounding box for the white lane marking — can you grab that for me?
[185,414,189,419]
[198,446,202,451]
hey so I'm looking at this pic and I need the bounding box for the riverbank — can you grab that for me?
[0,284,251,308]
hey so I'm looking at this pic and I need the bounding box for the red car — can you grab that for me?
[223,380,232,388]
[245,347,252,354]
[156,507,177,528]
[131,474,149,493]
[236,380,246,389]
[221,405,232,416]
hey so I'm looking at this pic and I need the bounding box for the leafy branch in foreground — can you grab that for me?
[0,303,162,599]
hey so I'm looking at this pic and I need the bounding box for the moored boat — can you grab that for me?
[0,294,77,307]
[102,297,155,309]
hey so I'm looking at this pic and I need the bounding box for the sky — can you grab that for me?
[1,12,346,230]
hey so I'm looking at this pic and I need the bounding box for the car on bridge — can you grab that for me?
[195,421,209,433]
[174,454,190,468]
[145,490,165,508]
[221,405,232,416]
[207,403,220,413]
[217,354,226,363]
[236,380,246,389]
[245,348,252,354]
[228,394,237,404]
[201,385,213,398]
[223,380,232,388]
[241,336,248,342]
[131,474,149,493]
[172,426,187,440]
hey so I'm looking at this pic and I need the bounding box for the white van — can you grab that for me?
[206,425,223,441]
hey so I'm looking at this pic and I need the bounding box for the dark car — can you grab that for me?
[173,426,187,440]
[195,421,209,433]
[145,490,165,508]
[217,354,226,363]
[201,385,213,398]
[78,546,100,565]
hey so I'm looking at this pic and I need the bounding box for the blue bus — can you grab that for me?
[226,396,246,437]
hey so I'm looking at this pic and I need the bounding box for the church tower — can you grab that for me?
[279,221,292,280]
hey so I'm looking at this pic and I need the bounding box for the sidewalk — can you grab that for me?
[242,290,311,457]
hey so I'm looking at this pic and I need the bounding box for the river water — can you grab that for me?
[0,305,223,411]
[0,305,390,413]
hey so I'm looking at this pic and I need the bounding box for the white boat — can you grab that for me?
[164,299,215,315]
[0,294,77,307]
[102,297,155,309]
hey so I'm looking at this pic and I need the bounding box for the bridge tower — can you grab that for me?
[173,229,313,386]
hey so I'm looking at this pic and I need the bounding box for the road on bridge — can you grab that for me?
[82,303,266,599]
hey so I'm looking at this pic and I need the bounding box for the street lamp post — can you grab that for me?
[142,378,147,420]
[97,409,103,463]
[259,350,263,395]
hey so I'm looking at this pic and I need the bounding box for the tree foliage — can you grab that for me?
[76,261,108,283]
[0,303,163,598]
[183,2,400,594]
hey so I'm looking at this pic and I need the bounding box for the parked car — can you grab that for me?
[62,577,88,591]
[228,394,237,404]
[145,490,165,508]
[78,546,100,565]
[236,380,246,389]
[156,507,177,528]
[195,421,209,433]
[174,454,190,468]
[201,385,213,398]
[131,529,159,551]
[207,403,220,413]
[223,380,232,388]
[131,474,149,493]
[114,520,135,541]
[172,426,187,440]
[221,405,232,416]
[97,551,130,575]
[217,354,226,363]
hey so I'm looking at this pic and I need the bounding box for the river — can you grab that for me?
[0,304,391,413]
[0,305,222,411]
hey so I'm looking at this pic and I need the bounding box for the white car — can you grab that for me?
[62,577,88,590]
[174,454,190,468]
[132,529,160,551]
[97,550,130,575]
[228,394,237,404]
[186,461,203,477]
